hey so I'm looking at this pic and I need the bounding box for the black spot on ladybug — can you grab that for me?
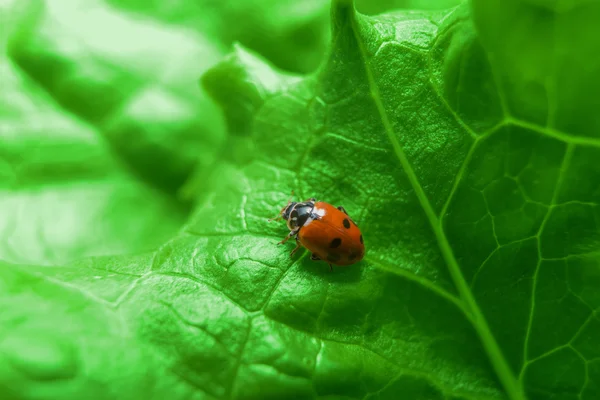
[329,238,342,248]
[348,252,358,261]
[327,253,341,262]
[360,235,363,244]
[342,218,351,229]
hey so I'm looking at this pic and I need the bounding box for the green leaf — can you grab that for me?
[0,0,334,264]
[2,0,599,400]
[5,0,227,193]
[103,0,331,75]
[355,0,463,15]
[0,51,186,265]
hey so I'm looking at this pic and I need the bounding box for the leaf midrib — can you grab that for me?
[342,2,526,399]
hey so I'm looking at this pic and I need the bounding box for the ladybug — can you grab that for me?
[270,193,365,270]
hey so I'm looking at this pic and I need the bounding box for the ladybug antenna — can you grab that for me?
[268,190,295,222]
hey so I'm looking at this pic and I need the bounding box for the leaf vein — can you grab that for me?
[345,3,526,399]
[521,143,574,381]
[365,257,468,319]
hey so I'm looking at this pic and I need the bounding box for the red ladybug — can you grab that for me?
[270,193,365,270]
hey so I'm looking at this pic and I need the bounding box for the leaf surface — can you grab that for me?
[1,0,599,399]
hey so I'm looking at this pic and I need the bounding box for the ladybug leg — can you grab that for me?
[310,253,321,261]
[329,264,333,272]
[269,191,296,222]
[290,238,302,257]
[277,228,299,245]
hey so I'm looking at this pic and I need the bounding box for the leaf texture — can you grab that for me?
[1,0,599,399]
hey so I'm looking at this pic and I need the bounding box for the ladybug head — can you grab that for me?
[269,191,315,230]
[284,201,315,230]
[281,202,298,221]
